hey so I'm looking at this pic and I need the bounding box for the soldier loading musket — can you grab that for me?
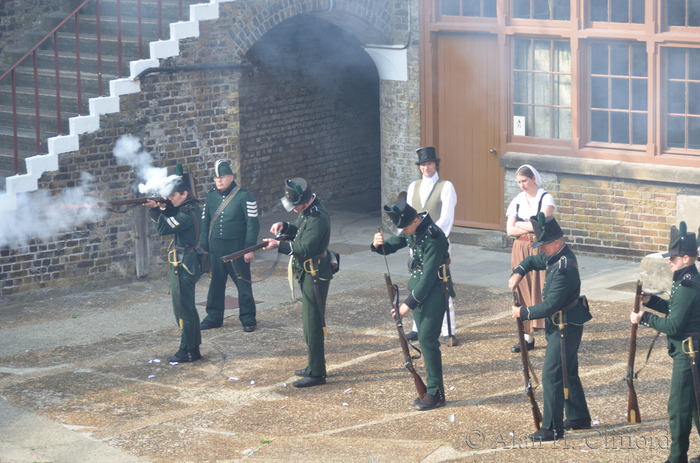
[509,213,592,441]
[262,178,333,388]
[631,221,700,463]
[371,194,454,411]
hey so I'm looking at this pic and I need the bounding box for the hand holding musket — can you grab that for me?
[625,280,643,423]
[224,233,292,262]
[514,290,542,431]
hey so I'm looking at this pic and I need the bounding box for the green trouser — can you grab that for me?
[204,238,257,327]
[170,265,201,350]
[413,284,446,397]
[667,349,700,463]
[541,323,590,431]
[300,273,329,377]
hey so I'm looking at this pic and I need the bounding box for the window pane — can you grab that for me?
[691,1,700,26]
[631,45,647,77]
[514,71,531,103]
[668,81,687,114]
[513,0,530,18]
[632,113,647,144]
[463,0,480,16]
[534,41,551,71]
[533,106,552,138]
[632,79,648,111]
[591,43,609,75]
[514,39,531,70]
[689,117,700,149]
[553,0,570,20]
[667,48,686,80]
[689,49,700,80]
[611,112,630,143]
[611,78,630,109]
[442,0,460,15]
[689,82,700,115]
[514,105,532,136]
[534,74,551,105]
[591,76,609,108]
[667,115,686,148]
[554,108,572,139]
[668,0,686,26]
[554,74,571,106]
[484,0,497,17]
[553,42,572,72]
[591,0,608,21]
[611,0,629,22]
[631,0,645,23]
[533,0,550,19]
[591,110,609,142]
[610,44,630,76]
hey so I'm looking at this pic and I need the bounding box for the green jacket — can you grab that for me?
[642,265,700,358]
[200,184,260,249]
[514,244,592,329]
[278,196,333,281]
[150,199,201,276]
[373,213,455,309]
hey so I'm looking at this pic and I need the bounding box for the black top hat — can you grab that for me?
[384,195,418,229]
[662,221,698,258]
[529,212,564,249]
[415,147,440,165]
[285,178,313,206]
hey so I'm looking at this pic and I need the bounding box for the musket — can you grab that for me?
[222,242,266,263]
[514,290,542,431]
[106,197,172,207]
[626,280,643,423]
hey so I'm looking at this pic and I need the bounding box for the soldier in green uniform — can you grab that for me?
[631,222,700,463]
[199,160,260,332]
[263,178,332,388]
[371,196,454,410]
[144,163,202,362]
[509,213,592,441]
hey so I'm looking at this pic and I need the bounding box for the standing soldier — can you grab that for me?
[631,222,700,463]
[263,178,332,388]
[509,213,592,440]
[144,163,202,363]
[372,196,454,410]
[199,160,260,332]
[404,147,459,347]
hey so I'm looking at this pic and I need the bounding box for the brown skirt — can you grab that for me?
[511,238,545,333]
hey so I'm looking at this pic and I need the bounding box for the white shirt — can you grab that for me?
[506,188,556,221]
[406,173,458,237]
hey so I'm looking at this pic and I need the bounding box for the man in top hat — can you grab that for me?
[199,160,260,332]
[372,196,455,410]
[263,178,332,388]
[631,222,700,463]
[144,163,203,362]
[509,213,592,441]
[404,146,459,347]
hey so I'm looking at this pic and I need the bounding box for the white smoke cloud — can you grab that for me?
[112,135,180,197]
[0,172,105,248]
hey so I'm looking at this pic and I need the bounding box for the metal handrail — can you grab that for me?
[0,0,196,175]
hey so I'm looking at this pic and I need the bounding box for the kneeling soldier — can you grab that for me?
[372,196,454,410]
[509,213,592,440]
[631,222,700,463]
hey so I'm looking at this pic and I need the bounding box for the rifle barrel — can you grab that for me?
[221,242,266,262]
[107,197,170,206]
[626,280,643,423]
[514,290,542,430]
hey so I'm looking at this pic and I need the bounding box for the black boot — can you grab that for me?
[168,346,202,363]
[528,428,563,442]
[293,376,326,388]
[511,339,534,353]
[563,417,591,430]
[415,389,446,411]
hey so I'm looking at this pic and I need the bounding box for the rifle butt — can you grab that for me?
[627,389,642,423]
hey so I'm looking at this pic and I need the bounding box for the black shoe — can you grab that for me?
[528,428,563,442]
[405,330,418,341]
[293,376,326,388]
[167,346,202,363]
[444,335,459,347]
[563,417,592,430]
[689,456,699,463]
[200,320,222,330]
[511,340,534,353]
[415,390,446,411]
[243,325,256,332]
[295,367,309,377]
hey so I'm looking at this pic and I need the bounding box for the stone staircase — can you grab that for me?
[0,0,203,188]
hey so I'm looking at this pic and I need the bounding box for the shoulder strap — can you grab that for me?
[537,191,550,214]
[208,186,240,241]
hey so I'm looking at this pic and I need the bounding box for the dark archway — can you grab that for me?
[238,13,381,211]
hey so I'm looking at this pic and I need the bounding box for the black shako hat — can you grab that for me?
[529,212,564,249]
[172,162,194,195]
[284,177,313,206]
[384,195,418,230]
[214,160,234,178]
[415,146,440,166]
[662,221,698,258]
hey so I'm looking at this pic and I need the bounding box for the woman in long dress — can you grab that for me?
[505,164,555,353]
